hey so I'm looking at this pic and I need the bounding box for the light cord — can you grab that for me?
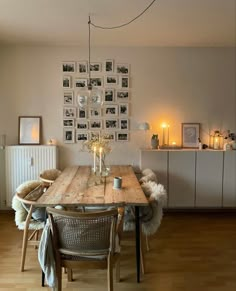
[90,0,157,30]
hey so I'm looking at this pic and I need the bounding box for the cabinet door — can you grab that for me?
[0,149,6,209]
[196,151,223,207]
[140,150,168,206]
[169,151,196,208]
[223,151,236,207]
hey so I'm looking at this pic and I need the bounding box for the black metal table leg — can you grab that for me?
[135,206,140,283]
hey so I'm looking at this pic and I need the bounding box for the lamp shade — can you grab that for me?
[138,122,150,131]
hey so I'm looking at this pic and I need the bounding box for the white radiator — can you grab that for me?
[5,145,58,206]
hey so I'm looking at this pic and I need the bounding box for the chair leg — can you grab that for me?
[67,268,73,282]
[107,255,113,291]
[140,233,146,274]
[145,234,150,251]
[115,256,120,282]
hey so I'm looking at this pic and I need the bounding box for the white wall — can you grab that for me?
[0,45,235,169]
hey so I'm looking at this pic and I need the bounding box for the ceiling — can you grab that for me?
[0,0,235,47]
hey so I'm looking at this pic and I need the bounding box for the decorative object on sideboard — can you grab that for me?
[181,123,200,149]
[151,134,159,149]
[161,123,169,147]
[138,122,150,148]
[209,130,224,150]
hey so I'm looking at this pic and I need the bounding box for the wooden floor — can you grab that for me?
[0,211,236,291]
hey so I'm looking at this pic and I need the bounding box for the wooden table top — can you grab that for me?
[36,165,148,207]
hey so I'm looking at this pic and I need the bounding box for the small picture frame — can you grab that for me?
[63,76,72,88]
[103,132,116,141]
[89,120,103,130]
[18,116,41,145]
[104,59,114,73]
[120,119,129,130]
[90,131,100,141]
[62,62,76,73]
[104,119,118,130]
[75,78,88,88]
[77,61,88,74]
[104,105,118,117]
[116,90,129,102]
[76,131,89,142]
[78,108,87,119]
[104,75,118,87]
[115,63,129,74]
[90,62,102,73]
[182,123,200,148]
[76,120,88,130]
[89,108,101,119]
[63,118,75,127]
[63,128,75,143]
[119,103,129,116]
[120,76,129,88]
[63,91,74,105]
[90,77,103,87]
[117,132,129,142]
[104,89,115,103]
[63,107,76,118]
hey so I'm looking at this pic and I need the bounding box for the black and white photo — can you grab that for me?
[104,60,114,73]
[90,62,102,72]
[90,131,100,141]
[76,131,88,141]
[117,132,129,141]
[63,76,71,88]
[63,107,76,118]
[90,77,103,87]
[115,63,129,74]
[76,120,88,130]
[103,132,116,141]
[89,108,101,119]
[104,105,118,117]
[120,119,129,130]
[63,128,75,143]
[78,108,87,119]
[119,103,129,116]
[63,91,74,105]
[104,89,115,103]
[89,120,102,130]
[62,62,75,72]
[75,78,88,88]
[63,119,74,127]
[104,119,118,130]
[120,76,129,88]
[77,61,88,74]
[116,90,129,102]
[105,75,118,86]
[77,94,88,107]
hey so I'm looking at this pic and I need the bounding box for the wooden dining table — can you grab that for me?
[36,165,148,283]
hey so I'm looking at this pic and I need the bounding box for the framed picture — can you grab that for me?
[90,77,103,87]
[76,131,89,142]
[90,62,102,72]
[18,116,41,145]
[89,120,102,130]
[104,105,118,117]
[62,62,76,73]
[115,63,129,74]
[104,59,114,73]
[120,76,129,88]
[119,118,129,130]
[90,131,100,141]
[104,119,118,130]
[77,61,88,74]
[78,108,87,119]
[63,76,72,88]
[63,107,76,118]
[117,132,129,141]
[63,118,75,127]
[76,120,88,130]
[119,103,129,116]
[116,90,129,102]
[63,128,75,143]
[104,89,115,103]
[103,132,116,141]
[104,75,118,87]
[63,91,74,105]
[182,123,200,148]
[89,108,101,119]
[75,78,88,88]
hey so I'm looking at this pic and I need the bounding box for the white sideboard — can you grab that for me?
[140,149,236,209]
[4,145,58,207]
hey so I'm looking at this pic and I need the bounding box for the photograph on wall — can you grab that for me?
[120,76,129,88]
[104,89,115,103]
[18,116,41,145]
[105,75,118,86]
[117,132,129,141]
[75,78,88,88]
[76,131,88,141]
[104,59,114,73]
[63,91,74,105]
[63,76,72,88]
[120,119,129,130]
[78,108,87,119]
[182,123,200,148]
[119,103,129,116]
[116,90,129,102]
[104,105,118,117]
[76,120,88,130]
[63,107,76,118]
[63,128,75,143]
[62,62,76,72]
[90,77,103,87]
[90,62,102,72]
[77,61,88,74]
[104,119,118,130]
[63,118,75,127]
[89,120,102,130]
[89,108,101,119]
[103,132,116,141]
[90,131,100,141]
[77,94,88,108]
[115,63,129,74]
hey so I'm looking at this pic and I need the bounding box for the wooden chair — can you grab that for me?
[47,207,122,291]
[12,180,45,271]
[39,168,61,188]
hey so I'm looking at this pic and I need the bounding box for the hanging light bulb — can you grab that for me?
[77,16,102,108]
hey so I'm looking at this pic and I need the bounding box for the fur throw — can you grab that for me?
[139,168,157,184]
[123,180,167,236]
[39,169,61,182]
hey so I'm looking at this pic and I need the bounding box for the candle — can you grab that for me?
[99,147,103,174]
[93,146,96,172]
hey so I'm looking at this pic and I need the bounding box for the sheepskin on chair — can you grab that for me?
[39,169,61,183]
[139,168,158,184]
[123,180,167,236]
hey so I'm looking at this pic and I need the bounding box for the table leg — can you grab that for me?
[135,206,140,283]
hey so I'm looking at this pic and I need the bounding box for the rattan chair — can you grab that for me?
[12,180,45,271]
[47,207,122,291]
